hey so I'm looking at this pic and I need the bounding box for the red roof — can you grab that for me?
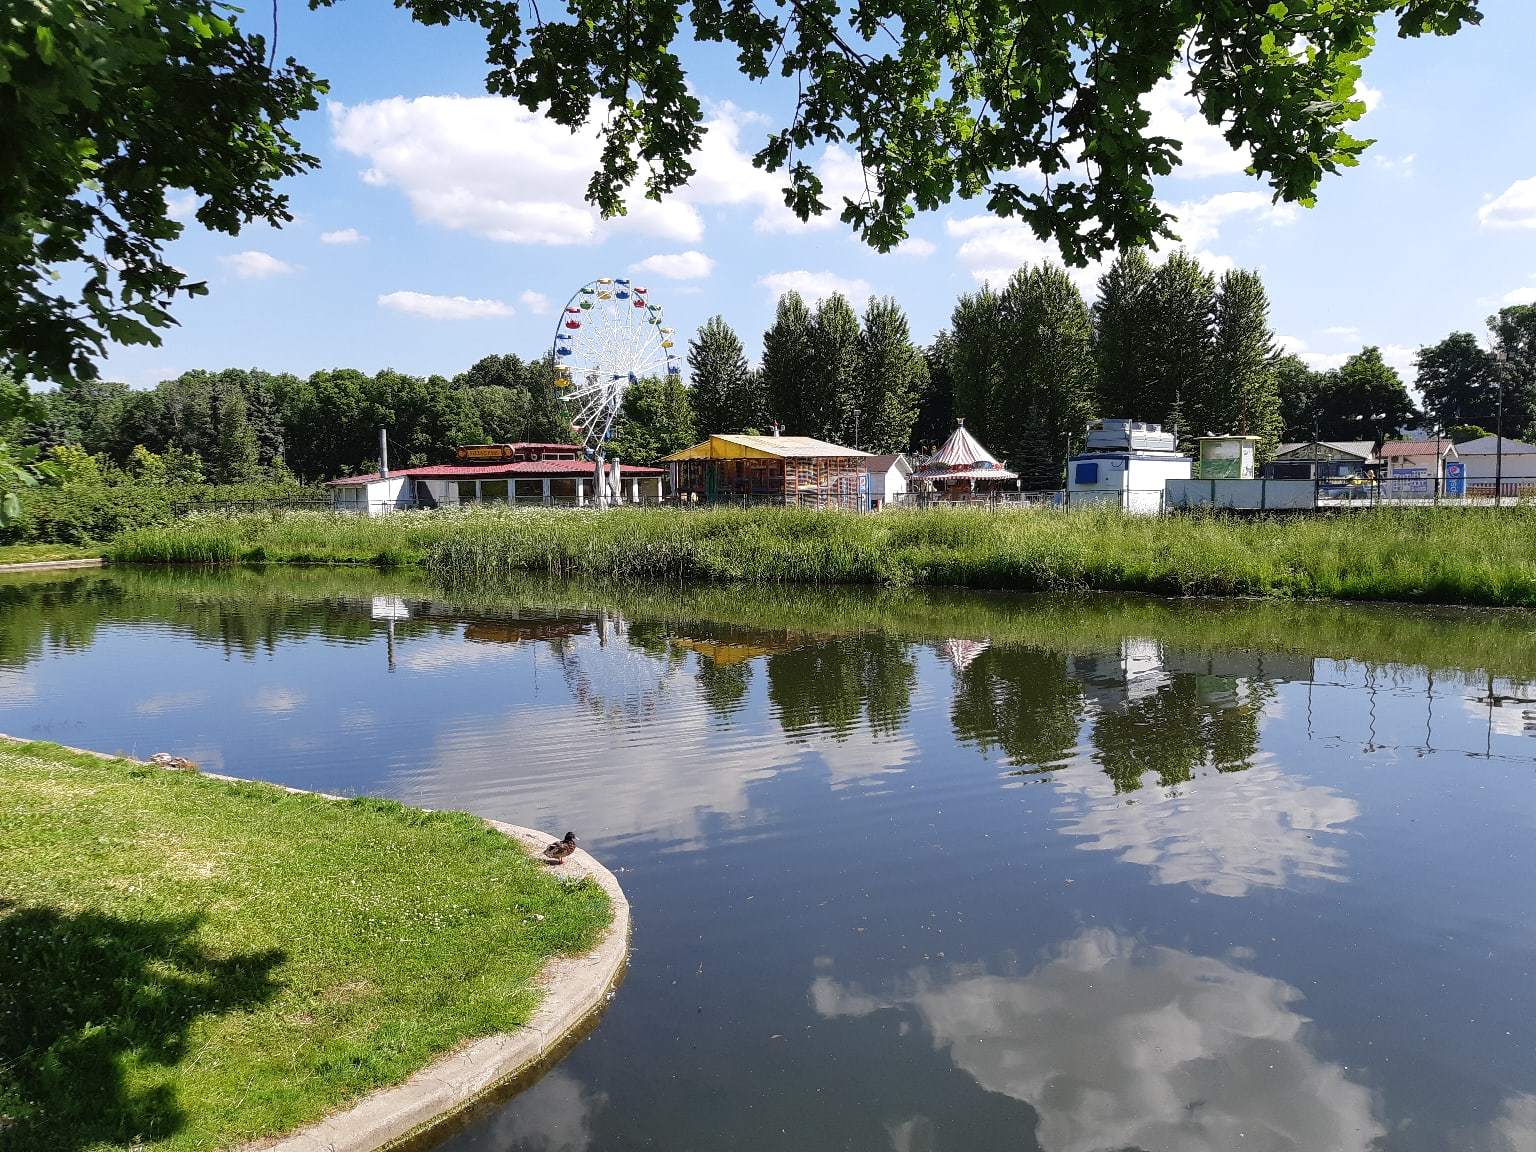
[327,460,667,486]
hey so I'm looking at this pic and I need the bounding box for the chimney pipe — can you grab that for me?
[378,426,389,478]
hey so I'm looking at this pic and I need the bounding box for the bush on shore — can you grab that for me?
[107,504,1536,607]
[2,481,313,546]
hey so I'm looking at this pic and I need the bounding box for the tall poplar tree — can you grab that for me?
[854,297,927,454]
[687,316,762,433]
[946,288,1006,447]
[812,294,863,444]
[1144,250,1217,438]
[761,292,817,434]
[912,332,957,454]
[1207,269,1282,454]
[994,265,1099,488]
[1092,248,1156,418]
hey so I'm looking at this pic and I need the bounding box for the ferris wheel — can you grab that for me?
[552,278,681,453]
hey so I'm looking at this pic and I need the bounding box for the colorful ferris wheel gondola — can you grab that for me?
[549,277,683,454]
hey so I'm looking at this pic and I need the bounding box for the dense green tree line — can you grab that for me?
[13,267,1536,498]
[19,356,567,484]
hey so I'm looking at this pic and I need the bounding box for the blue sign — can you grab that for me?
[1445,460,1466,498]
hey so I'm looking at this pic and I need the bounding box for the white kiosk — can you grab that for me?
[1066,420,1192,514]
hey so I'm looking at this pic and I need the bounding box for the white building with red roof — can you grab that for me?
[326,442,667,515]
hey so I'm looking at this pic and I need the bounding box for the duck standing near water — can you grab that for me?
[542,831,577,865]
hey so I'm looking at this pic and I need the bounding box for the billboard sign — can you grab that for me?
[1445,460,1466,498]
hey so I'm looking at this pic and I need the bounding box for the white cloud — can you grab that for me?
[891,237,936,258]
[329,96,874,248]
[945,216,1105,296]
[1141,77,1252,179]
[165,191,198,220]
[812,930,1385,1152]
[518,290,552,315]
[758,269,871,304]
[224,250,297,279]
[1323,325,1360,339]
[1277,335,1349,372]
[631,250,716,280]
[1373,152,1416,178]
[1502,283,1536,306]
[330,96,704,245]
[946,190,1289,295]
[1355,80,1384,114]
[319,227,366,245]
[1159,190,1296,267]
[1380,343,1417,379]
[377,291,514,320]
[1480,177,1536,230]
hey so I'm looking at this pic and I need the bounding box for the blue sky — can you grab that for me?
[100,0,1536,390]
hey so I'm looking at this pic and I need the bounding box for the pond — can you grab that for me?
[3,567,1535,1152]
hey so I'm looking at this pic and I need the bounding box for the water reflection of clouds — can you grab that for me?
[1051,756,1359,897]
[407,696,794,849]
[248,685,305,715]
[812,929,1385,1152]
[134,688,211,715]
[1485,1093,1536,1152]
[448,1069,604,1152]
[0,666,37,704]
[815,728,920,791]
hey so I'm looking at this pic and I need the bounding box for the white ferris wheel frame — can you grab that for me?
[552,278,679,454]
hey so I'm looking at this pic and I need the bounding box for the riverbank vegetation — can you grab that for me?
[106,504,1536,608]
[0,740,610,1152]
[13,563,1536,683]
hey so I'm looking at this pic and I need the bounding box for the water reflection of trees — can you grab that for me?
[950,646,1085,771]
[950,640,1272,793]
[767,635,916,738]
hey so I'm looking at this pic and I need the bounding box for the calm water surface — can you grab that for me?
[3,568,1536,1152]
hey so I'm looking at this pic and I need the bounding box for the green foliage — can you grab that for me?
[993,266,1099,487]
[911,332,956,454]
[7,479,307,545]
[1446,423,1489,444]
[1277,353,1327,442]
[2,0,324,385]
[1415,331,1496,427]
[1277,347,1418,443]
[760,292,818,434]
[1,740,609,1151]
[1092,249,1157,418]
[608,376,697,464]
[1325,346,1419,442]
[853,297,927,454]
[453,353,567,442]
[1488,304,1536,439]
[107,503,1536,609]
[1207,270,1282,454]
[380,0,1478,262]
[687,316,763,433]
[809,294,864,444]
[1145,251,1217,437]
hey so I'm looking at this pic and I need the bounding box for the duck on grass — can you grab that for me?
[0,741,611,1152]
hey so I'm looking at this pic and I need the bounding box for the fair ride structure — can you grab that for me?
[552,278,682,462]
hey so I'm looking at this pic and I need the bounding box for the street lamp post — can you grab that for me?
[1495,348,1507,508]
[852,409,862,451]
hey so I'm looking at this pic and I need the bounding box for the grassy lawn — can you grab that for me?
[0,741,610,1152]
[0,543,99,565]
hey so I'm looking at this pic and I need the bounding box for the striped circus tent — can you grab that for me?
[914,420,1019,483]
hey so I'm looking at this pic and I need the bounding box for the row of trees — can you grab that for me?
[20,355,567,484]
[13,255,1536,488]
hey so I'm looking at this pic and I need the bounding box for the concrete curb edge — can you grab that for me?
[0,736,631,1152]
[0,557,105,572]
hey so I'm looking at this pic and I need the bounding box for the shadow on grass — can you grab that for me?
[0,898,284,1151]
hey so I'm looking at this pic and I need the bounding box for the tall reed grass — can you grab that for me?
[108,504,1536,607]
